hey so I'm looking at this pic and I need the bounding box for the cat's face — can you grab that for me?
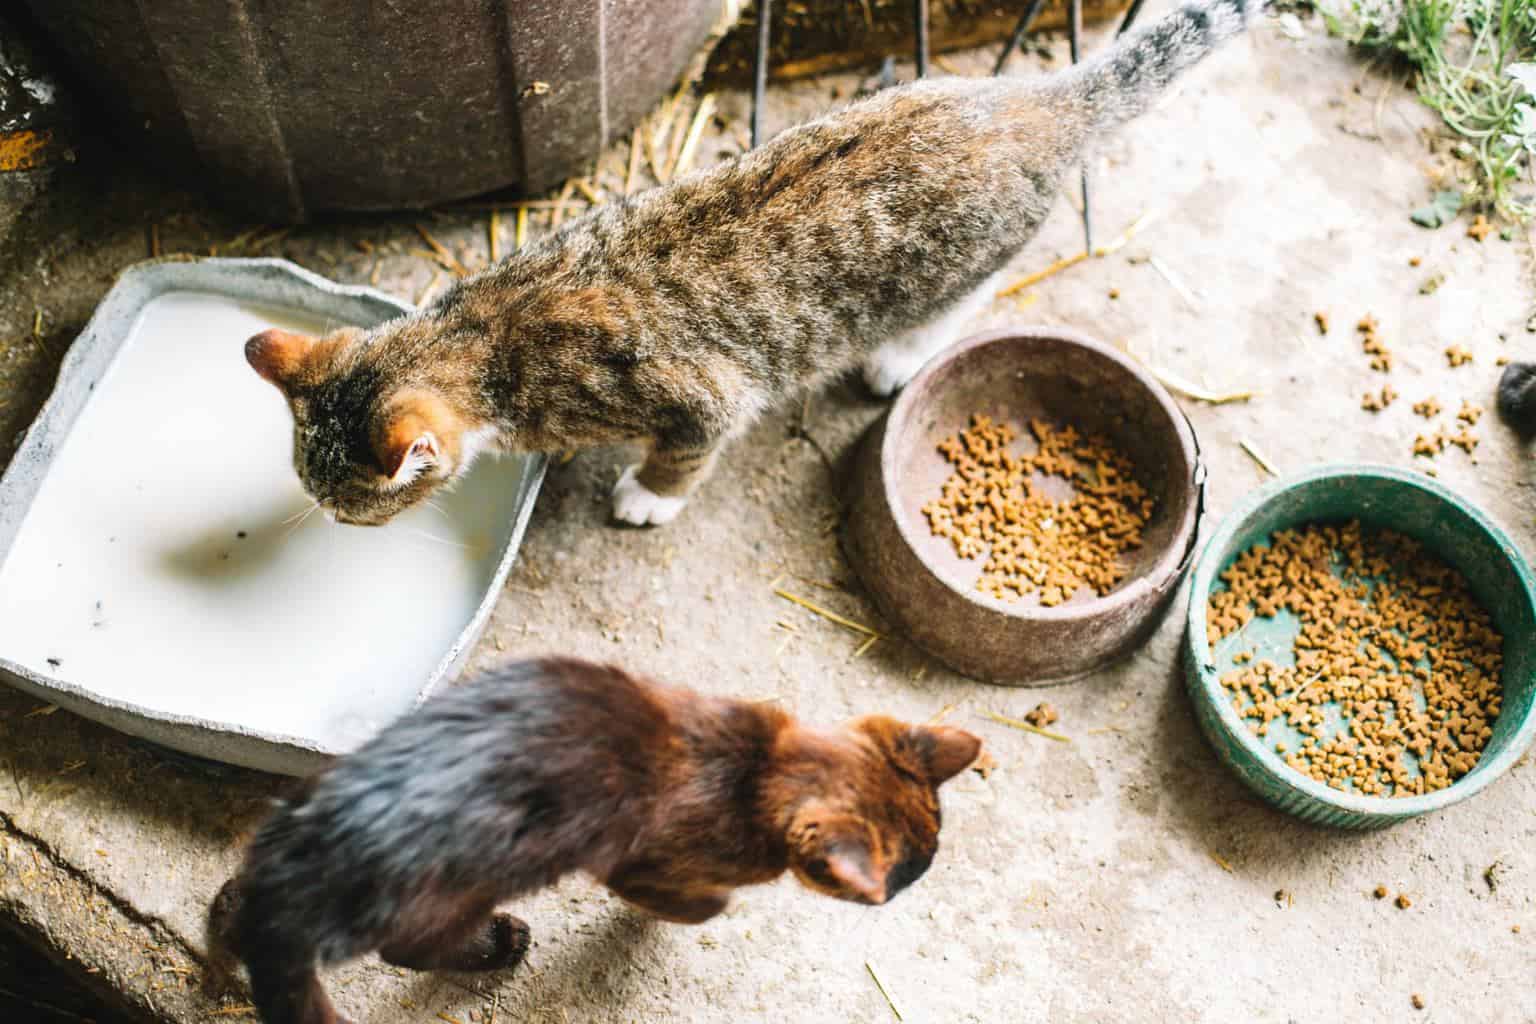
[787,719,981,906]
[244,327,475,526]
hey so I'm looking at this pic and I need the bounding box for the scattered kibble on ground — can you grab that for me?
[1024,702,1059,728]
[1374,885,1389,899]
[1412,993,1426,1011]
[1467,213,1493,242]
[1397,893,1413,910]
[925,416,1154,606]
[1457,401,1484,426]
[1361,385,1397,412]
[1446,345,1473,367]
[1358,315,1393,372]
[1412,398,1442,419]
[1413,433,1446,458]
[1314,311,1329,335]
[1209,522,1503,797]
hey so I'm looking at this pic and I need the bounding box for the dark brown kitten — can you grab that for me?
[246,0,1263,525]
[206,657,981,1024]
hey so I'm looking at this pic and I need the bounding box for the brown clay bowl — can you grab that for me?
[842,326,1204,686]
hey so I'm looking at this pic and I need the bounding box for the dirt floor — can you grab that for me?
[1,4,1534,1022]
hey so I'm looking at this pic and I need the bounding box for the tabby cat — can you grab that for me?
[246,0,1264,525]
[206,658,981,1024]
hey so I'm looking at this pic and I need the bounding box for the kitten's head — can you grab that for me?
[245,327,480,525]
[785,718,981,906]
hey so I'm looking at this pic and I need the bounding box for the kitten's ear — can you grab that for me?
[788,808,888,905]
[819,835,886,905]
[244,329,314,390]
[908,726,983,786]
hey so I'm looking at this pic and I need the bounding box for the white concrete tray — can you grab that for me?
[0,258,545,775]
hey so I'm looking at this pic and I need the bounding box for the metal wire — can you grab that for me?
[1068,0,1093,252]
[751,0,773,148]
[1118,0,1149,35]
[914,0,931,77]
[992,0,1048,75]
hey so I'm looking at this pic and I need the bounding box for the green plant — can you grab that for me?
[1319,0,1536,223]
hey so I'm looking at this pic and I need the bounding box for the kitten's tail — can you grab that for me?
[1056,0,1266,137]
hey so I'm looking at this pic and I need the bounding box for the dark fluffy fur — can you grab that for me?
[1498,362,1536,435]
[207,658,981,1024]
[246,0,1264,526]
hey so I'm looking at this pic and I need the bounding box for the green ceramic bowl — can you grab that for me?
[1183,464,1536,829]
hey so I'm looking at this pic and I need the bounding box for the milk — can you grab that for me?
[0,292,523,752]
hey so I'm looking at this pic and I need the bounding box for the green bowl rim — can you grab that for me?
[1184,462,1536,819]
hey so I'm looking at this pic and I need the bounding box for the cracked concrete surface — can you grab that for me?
[1,6,1534,1022]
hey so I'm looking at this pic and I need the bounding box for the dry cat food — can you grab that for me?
[1208,522,1503,797]
[924,415,1154,606]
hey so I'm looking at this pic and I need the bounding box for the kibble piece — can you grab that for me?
[1396,893,1412,910]
[1314,312,1329,335]
[1373,885,1388,899]
[1445,345,1473,367]
[1411,994,1426,1011]
[1024,702,1059,728]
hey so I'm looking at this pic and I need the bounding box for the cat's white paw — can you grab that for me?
[612,465,689,526]
[862,348,928,398]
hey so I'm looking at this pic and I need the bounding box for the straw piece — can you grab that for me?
[865,960,904,1021]
[416,270,444,306]
[1239,438,1280,478]
[853,634,879,658]
[983,710,1070,743]
[1210,852,1235,873]
[626,127,643,195]
[670,93,717,181]
[773,589,882,638]
[574,178,604,205]
[414,224,468,277]
[551,179,576,229]
[1151,366,1257,405]
[928,702,958,724]
[1149,255,1201,310]
[996,251,1089,298]
[996,208,1163,298]
[489,210,500,264]
[516,206,528,250]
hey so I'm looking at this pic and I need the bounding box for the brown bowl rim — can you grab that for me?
[877,324,1203,624]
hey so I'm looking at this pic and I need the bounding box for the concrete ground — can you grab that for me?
[2,5,1534,1022]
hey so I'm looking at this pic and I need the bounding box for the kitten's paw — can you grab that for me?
[612,465,689,526]
[862,349,927,398]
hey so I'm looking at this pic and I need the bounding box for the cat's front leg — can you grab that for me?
[611,440,721,527]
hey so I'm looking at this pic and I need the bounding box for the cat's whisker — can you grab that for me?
[281,500,321,526]
[423,499,451,521]
[400,526,470,550]
[280,501,321,542]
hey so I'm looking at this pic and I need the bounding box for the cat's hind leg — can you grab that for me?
[378,905,531,974]
[862,271,1004,397]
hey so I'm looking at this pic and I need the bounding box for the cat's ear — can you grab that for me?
[244,329,314,390]
[374,393,459,483]
[907,726,982,786]
[787,808,888,905]
[377,423,442,484]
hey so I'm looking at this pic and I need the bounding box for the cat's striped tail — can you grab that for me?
[1057,0,1266,136]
